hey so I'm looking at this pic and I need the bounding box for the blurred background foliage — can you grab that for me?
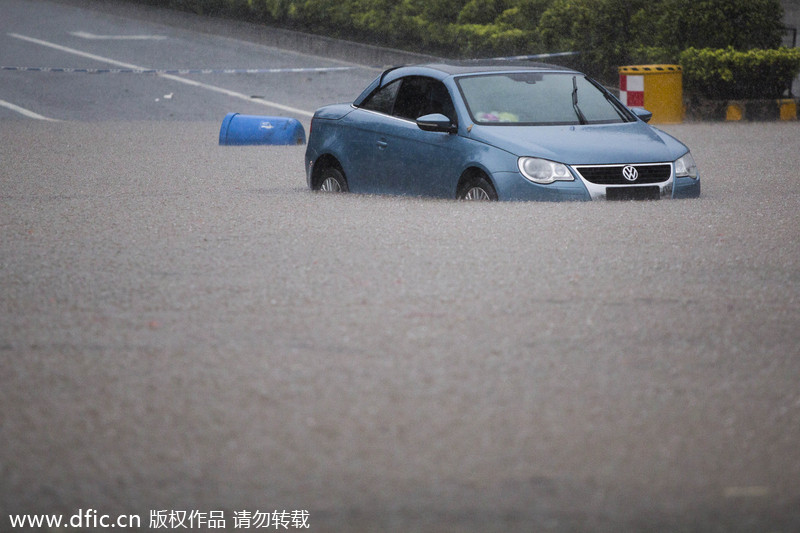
[133,0,798,97]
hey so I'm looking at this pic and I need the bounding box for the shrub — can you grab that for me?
[680,47,800,100]
[632,0,785,56]
[629,46,678,66]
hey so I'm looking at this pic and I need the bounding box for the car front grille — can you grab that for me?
[574,163,671,185]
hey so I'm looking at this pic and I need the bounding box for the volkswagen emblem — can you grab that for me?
[622,165,639,182]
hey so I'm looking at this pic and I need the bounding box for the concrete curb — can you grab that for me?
[686,98,798,122]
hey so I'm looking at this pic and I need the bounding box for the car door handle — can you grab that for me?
[377,139,388,150]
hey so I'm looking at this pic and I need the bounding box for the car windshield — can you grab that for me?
[456,72,632,125]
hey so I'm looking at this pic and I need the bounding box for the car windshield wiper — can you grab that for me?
[572,76,588,125]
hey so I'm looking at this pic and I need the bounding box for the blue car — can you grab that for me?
[305,62,700,201]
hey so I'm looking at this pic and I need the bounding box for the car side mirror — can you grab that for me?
[631,107,653,123]
[416,113,458,134]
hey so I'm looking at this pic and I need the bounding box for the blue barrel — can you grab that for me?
[219,113,306,145]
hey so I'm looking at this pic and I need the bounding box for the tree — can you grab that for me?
[538,0,648,78]
[537,0,786,79]
[632,0,785,55]
[457,0,510,24]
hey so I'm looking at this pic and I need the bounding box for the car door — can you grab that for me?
[341,79,401,194]
[380,76,462,197]
[353,76,462,197]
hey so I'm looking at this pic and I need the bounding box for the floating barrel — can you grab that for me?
[219,113,306,145]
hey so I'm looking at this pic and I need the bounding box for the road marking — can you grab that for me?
[70,31,167,40]
[1,65,355,75]
[8,33,314,118]
[0,98,60,121]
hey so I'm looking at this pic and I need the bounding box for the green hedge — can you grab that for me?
[680,47,800,100]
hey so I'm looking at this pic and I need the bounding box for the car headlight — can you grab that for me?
[518,157,574,184]
[674,152,698,179]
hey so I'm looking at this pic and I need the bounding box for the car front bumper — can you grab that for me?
[493,164,700,201]
[672,175,702,198]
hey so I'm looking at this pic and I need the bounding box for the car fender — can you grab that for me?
[306,104,357,187]
[448,128,516,194]
[426,128,514,198]
[455,127,591,201]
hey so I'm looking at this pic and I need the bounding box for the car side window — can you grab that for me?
[359,76,457,124]
[360,79,401,115]
[393,77,456,123]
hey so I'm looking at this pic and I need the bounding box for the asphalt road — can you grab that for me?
[0,0,390,122]
[2,1,800,532]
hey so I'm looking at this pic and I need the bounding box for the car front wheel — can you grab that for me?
[457,175,497,201]
[317,167,348,193]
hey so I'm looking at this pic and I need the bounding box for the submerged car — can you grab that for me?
[305,62,700,201]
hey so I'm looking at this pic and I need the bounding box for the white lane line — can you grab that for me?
[8,33,314,118]
[70,31,167,40]
[0,98,60,121]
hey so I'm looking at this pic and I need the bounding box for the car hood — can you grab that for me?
[467,121,688,164]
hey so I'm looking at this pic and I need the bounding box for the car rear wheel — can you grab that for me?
[457,175,497,201]
[317,167,348,193]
